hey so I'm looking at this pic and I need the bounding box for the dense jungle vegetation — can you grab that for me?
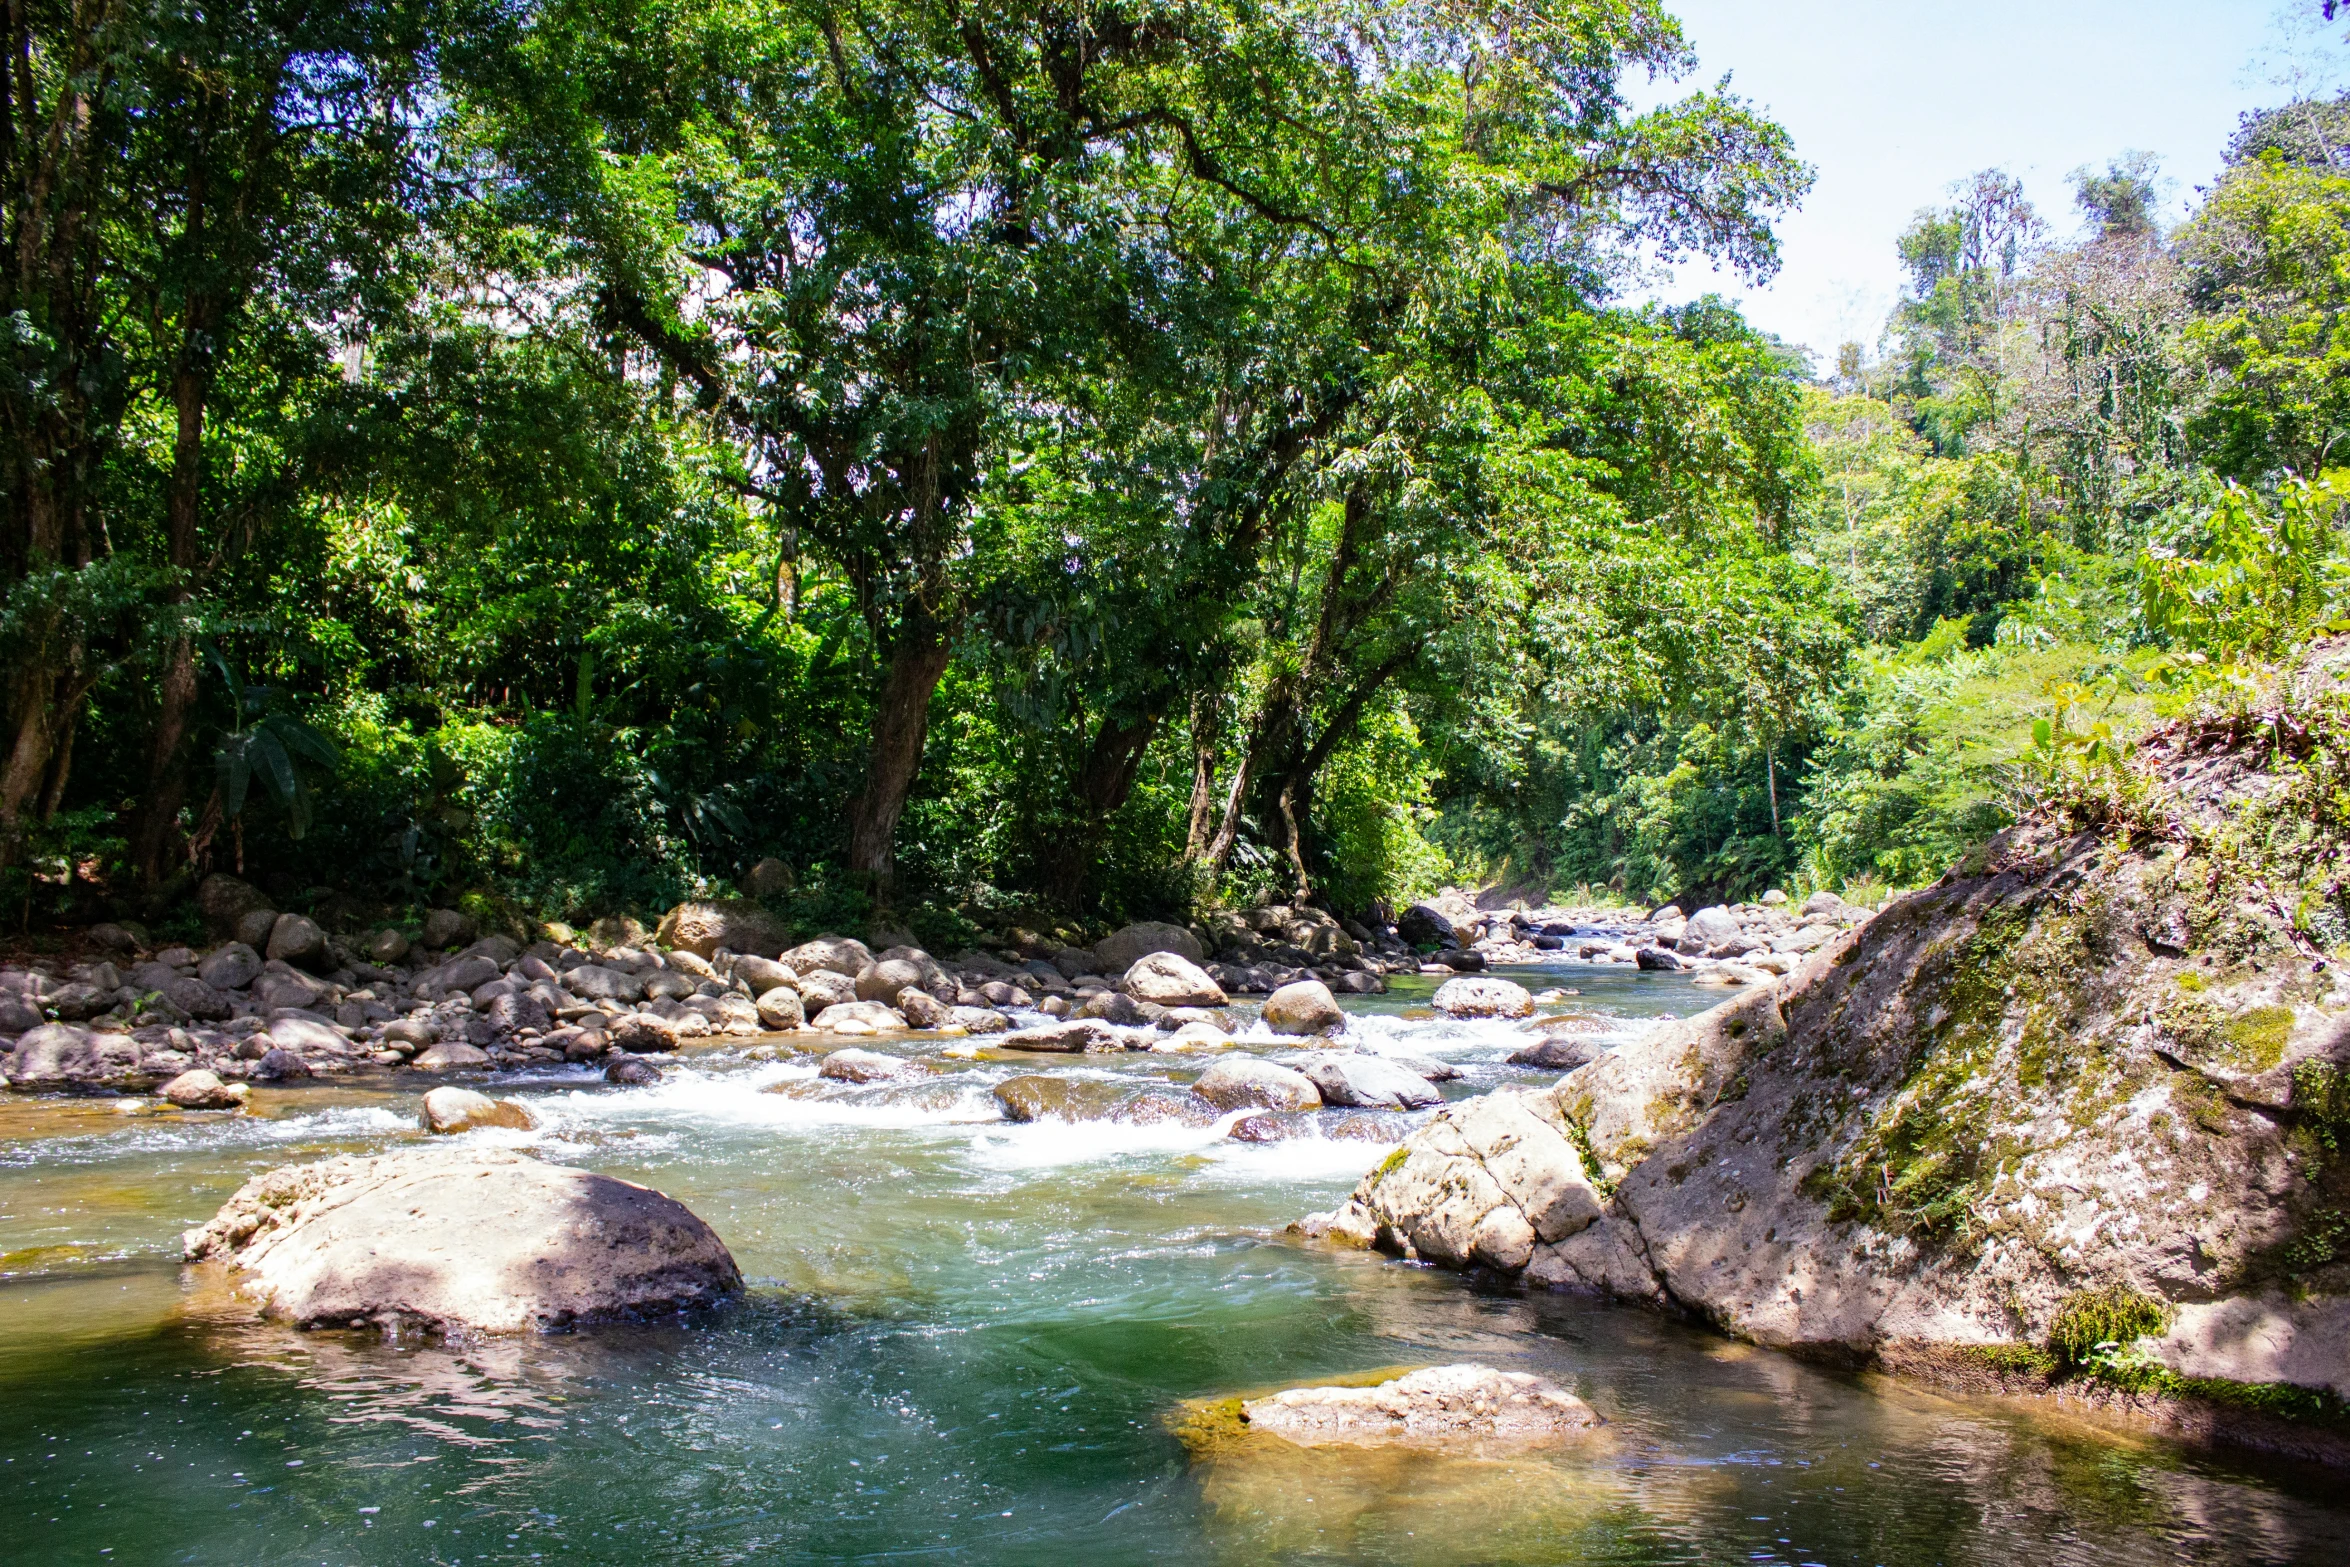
[4,0,2347,943]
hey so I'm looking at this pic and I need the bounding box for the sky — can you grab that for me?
[1636,0,2350,367]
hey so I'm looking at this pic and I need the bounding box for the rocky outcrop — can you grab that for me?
[182,1148,740,1332]
[1301,817,2350,1425]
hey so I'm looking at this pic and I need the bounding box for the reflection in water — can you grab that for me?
[0,963,2345,1564]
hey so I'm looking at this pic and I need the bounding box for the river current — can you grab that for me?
[3,963,2346,1565]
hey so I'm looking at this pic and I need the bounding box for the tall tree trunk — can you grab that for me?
[1182,691,1222,859]
[845,607,952,891]
[135,291,218,883]
[1043,712,1159,906]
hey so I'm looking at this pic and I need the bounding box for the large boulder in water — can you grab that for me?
[1431,977,1534,1019]
[1237,1364,1600,1449]
[182,1147,740,1332]
[1121,951,1226,1008]
[1092,920,1204,973]
[1299,1052,1442,1110]
[1262,980,1344,1036]
[1192,1056,1321,1112]
[657,900,791,959]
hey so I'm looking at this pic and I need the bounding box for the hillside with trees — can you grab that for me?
[5,0,2346,950]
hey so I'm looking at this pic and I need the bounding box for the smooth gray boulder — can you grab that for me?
[1192,1056,1321,1112]
[197,942,262,991]
[1431,976,1534,1019]
[1122,951,1226,1008]
[562,964,644,1003]
[1300,1052,1442,1110]
[421,907,475,949]
[732,954,797,995]
[855,957,925,1003]
[410,1040,492,1070]
[5,1023,142,1087]
[265,913,329,968]
[182,1148,739,1332]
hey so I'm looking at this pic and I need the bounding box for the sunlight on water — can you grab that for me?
[2,960,2345,1565]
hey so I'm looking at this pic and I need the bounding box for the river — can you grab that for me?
[3,964,2346,1564]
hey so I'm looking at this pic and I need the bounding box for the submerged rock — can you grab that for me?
[1237,1365,1599,1449]
[604,1055,663,1086]
[181,1148,739,1333]
[818,1047,912,1082]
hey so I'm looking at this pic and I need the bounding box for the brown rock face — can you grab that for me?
[181,1148,741,1333]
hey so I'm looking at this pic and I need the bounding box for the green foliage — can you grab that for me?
[2048,1285,2171,1369]
[2139,473,2350,664]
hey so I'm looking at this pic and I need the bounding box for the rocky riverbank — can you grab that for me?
[2,875,1850,1097]
[1301,830,2350,1461]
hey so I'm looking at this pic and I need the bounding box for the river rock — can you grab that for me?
[1633,945,1681,970]
[1299,1052,1443,1110]
[197,873,271,932]
[1397,903,1458,948]
[1093,921,1205,973]
[1238,1364,1599,1449]
[181,1147,740,1333]
[754,986,806,1030]
[855,957,925,1003]
[796,969,858,1011]
[264,913,329,969]
[1431,977,1534,1018]
[418,955,501,999]
[1506,1036,1603,1070]
[366,928,411,964]
[421,1086,539,1134]
[161,975,231,1020]
[658,899,790,959]
[252,1046,311,1081]
[1363,1047,1458,1081]
[420,908,475,949]
[1192,1057,1321,1112]
[604,1055,662,1085]
[562,964,644,1003]
[895,988,951,1028]
[1677,905,1742,955]
[1076,990,1146,1026]
[411,1040,492,1071]
[1261,980,1344,1036]
[267,1014,344,1054]
[1122,952,1226,1008]
[783,936,873,977]
[4,1023,143,1087]
[609,1013,682,1053]
[195,941,262,991]
[233,908,282,950]
[160,1069,248,1109]
[992,1074,1118,1122]
[1001,1019,1122,1052]
[818,1047,911,1082]
[810,1000,904,1035]
[0,995,41,1033]
[733,954,797,995]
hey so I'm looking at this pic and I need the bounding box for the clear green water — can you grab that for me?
[3,966,2346,1565]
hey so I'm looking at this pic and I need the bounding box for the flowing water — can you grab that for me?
[3,965,2347,1565]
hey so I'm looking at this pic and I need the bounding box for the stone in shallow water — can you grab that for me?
[818,1047,912,1083]
[1299,1052,1442,1110]
[1238,1364,1600,1449]
[1430,977,1533,1018]
[1192,1056,1320,1112]
[420,1086,538,1134]
[182,1147,739,1333]
[160,1069,248,1109]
